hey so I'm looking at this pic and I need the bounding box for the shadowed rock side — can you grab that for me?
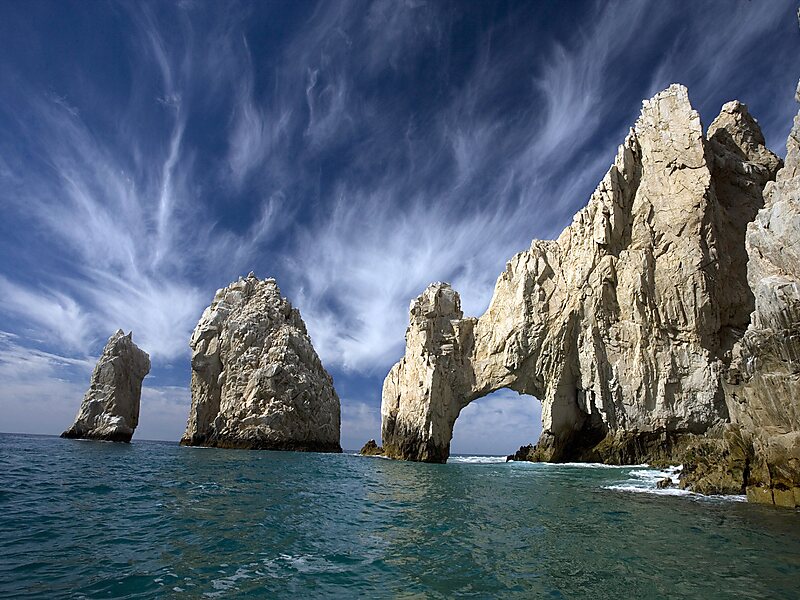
[382,84,792,505]
[180,273,341,453]
[715,80,800,507]
[61,330,151,442]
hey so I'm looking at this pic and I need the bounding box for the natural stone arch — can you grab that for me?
[380,85,781,465]
[380,282,606,463]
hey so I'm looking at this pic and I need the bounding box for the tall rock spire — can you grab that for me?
[61,330,150,443]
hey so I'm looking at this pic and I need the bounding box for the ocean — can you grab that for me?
[1,433,798,599]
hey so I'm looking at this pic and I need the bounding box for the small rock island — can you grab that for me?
[180,273,342,452]
[61,330,151,442]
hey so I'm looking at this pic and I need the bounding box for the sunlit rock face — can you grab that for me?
[382,84,793,505]
[181,273,341,453]
[61,330,151,443]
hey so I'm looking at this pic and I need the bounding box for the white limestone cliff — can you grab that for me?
[61,330,150,443]
[381,84,794,507]
[180,273,341,452]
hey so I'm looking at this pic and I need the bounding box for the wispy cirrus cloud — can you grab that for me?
[0,277,92,351]
[281,0,798,376]
[0,5,281,361]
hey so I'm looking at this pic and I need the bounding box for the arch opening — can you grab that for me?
[448,388,542,458]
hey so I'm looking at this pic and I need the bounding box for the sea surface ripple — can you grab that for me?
[1,434,799,599]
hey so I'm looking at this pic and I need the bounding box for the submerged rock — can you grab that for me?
[507,445,535,462]
[180,273,341,453]
[380,82,800,506]
[61,330,150,442]
[359,439,384,456]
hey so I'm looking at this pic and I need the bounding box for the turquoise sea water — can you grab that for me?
[1,433,799,599]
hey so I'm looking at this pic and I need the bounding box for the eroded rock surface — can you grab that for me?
[719,81,800,507]
[382,84,794,506]
[180,273,341,452]
[61,330,150,442]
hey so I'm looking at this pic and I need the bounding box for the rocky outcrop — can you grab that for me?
[717,81,800,507]
[381,85,789,496]
[61,330,150,442]
[180,273,341,452]
[359,439,384,456]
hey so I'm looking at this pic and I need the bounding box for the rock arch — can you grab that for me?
[380,85,781,464]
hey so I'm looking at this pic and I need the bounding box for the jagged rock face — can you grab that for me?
[382,85,782,471]
[180,273,342,453]
[721,82,800,507]
[61,330,150,442]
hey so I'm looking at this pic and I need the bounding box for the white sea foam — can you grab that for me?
[448,455,508,464]
[604,465,747,502]
[542,462,647,469]
[204,566,253,597]
[354,453,391,460]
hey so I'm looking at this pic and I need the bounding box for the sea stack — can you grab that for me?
[61,330,151,442]
[180,273,342,452]
[380,83,800,506]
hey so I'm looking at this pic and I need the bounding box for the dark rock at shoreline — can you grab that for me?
[507,444,534,462]
[360,439,384,456]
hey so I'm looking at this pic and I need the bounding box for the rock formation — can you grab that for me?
[180,273,342,452]
[61,330,150,442]
[381,83,800,506]
[715,80,800,507]
[360,439,384,456]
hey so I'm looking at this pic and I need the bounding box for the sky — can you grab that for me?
[0,1,798,453]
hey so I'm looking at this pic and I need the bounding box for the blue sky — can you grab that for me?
[0,1,798,453]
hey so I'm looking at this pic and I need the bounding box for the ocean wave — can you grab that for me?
[448,455,508,464]
[542,462,647,469]
[604,465,747,502]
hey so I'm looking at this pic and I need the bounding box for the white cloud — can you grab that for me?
[0,277,92,351]
[284,3,653,372]
[137,386,191,442]
[0,333,92,435]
